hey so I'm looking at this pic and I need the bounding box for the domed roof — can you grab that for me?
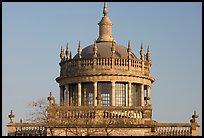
[73,42,137,59]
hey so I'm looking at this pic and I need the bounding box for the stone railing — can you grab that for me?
[154,123,192,136]
[47,106,152,127]
[7,123,47,136]
[59,58,151,78]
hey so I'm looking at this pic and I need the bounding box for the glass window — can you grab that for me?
[115,82,128,106]
[98,82,111,106]
[69,84,78,106]
[131,83,140,106]
[81,83,94,106]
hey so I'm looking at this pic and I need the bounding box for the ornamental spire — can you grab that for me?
[146,45,151,63]
[65,42,70,60]
[8,110,15,123]
[96,2,115,43]
[60,46,65,61]
[111,40,116,57]
[140,43,144,60]
[78,40,82,58]
[127,40,132,58]
[103,2,108,16]
[93,40,98,58]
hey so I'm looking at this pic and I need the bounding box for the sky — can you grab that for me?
[2,2,202,136]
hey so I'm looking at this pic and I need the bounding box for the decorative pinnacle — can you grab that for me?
[103,2,108,16]
[146,45,151,63]
[140,43,144,60]
[127,40,132,53]
[141,43,143,50]
[93,40,97,58]
[78,40,81,48]
[128,40,131,48]
[8,110,15,123]
[60,46,65,60]
[65,42,70,60]
[78,40,82,58]
[147,45,150,52]
[111,40,116,57]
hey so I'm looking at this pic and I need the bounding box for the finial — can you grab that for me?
[127,41,132,58]
[78,40,82,58]
[96,2,115,43]
[111,40,116,57]
[65,42,70,60]
[147,45,150,52]
[128,40,131,48]
[141,43,143,50]
[8,110,15,123]
[190,110,198,123]
[128,40,132,51]
[140,43,144,60]
[93,40,97,58]
[60,46,65,61]
[48,91,56,105]
[146,45,151,63]
[103,2,108,16]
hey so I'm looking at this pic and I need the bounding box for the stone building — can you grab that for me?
[7,3,200,136]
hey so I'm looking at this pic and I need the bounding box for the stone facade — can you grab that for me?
[7,2,199,136]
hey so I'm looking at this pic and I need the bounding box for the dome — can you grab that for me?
[73,42,137,59]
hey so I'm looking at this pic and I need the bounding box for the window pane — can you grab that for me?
[115,82,127,106]
[69,84,78,106]
[81,83,94,106]
[98,82,111,106]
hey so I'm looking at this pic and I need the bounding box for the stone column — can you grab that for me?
[65,84,69,106]
[111,81,115,106]
[78,83,81,106]
[128,82,132,106]
[140,84,144,106]
[142,61,144,75]
[94,82,97,106]
[146,85,151,106]
[60,86,64,106]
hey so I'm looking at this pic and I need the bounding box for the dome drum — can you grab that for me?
[57,57,153,84]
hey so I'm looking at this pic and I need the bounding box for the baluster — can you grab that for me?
[186,128,190,136]
[173,128,177,136]
[167,127,171,136]
[160,128,163,136]
[181,128,184,136]
[178,129,181,136]
[184,128,187,136]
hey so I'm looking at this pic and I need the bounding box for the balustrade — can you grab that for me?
[155,123,191,136]
[60,58,150,77]
[47,106,147,126]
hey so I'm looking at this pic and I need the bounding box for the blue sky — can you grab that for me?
[2,2,202,136]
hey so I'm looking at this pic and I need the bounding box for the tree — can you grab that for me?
[24,93,118,136]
